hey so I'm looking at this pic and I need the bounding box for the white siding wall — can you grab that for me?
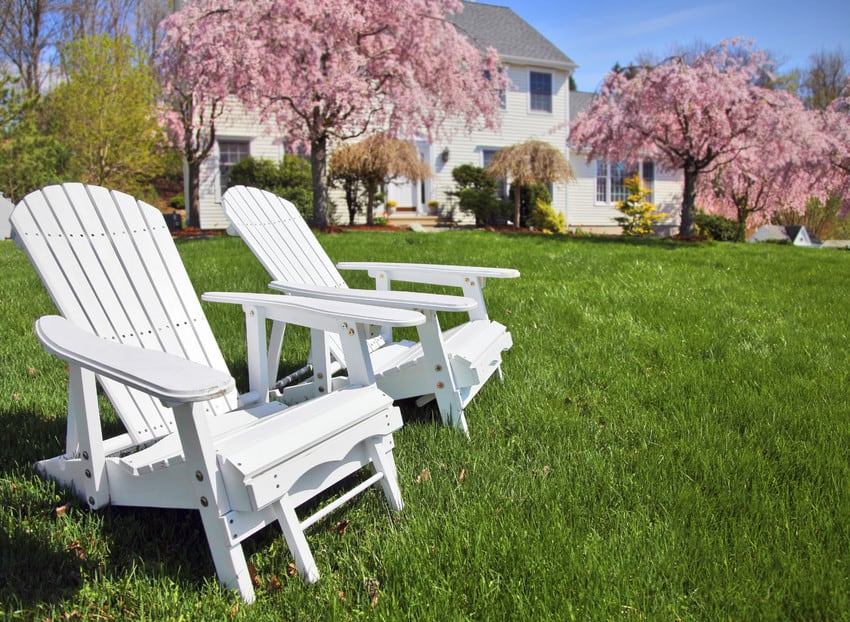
[198,97,284,229]
[440,63,570,224]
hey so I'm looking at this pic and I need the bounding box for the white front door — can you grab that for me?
[385,142,433,214]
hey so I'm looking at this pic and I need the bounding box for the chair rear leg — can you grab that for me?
[434,390,469,436]
[274,499,320,583]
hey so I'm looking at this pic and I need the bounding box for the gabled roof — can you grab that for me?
[749,225,822,246]
[569,91,595,121]
[449,2,576,71]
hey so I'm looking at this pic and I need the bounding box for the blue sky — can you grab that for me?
[487,0,849,91]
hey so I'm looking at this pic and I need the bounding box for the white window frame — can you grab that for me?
[595,160,655,205]
[217,139,251,197]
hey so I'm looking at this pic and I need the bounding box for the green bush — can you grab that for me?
[508,183,551,227]
[772,194,850,240]
[168,193,185,211]
[615,175,663,236]
[695,211,741,241]
[228,155,313,220]
[451,164,511,226]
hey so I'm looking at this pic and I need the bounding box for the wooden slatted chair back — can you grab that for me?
[12,183,237,446]
[223,186,346,288]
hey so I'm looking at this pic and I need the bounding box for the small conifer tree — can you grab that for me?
[615,174,663,236]
[529,198,566,233]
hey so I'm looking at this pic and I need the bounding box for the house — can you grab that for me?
[197,2,684,233]
[748,225,822,247]
[383,1,577,223]
[567,91,684,235]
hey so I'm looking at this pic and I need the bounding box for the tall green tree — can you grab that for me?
[0,75,67,200]
[46,33,164,194]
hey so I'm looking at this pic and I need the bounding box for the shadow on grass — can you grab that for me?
[396,397,443,428]
[0,408,69,468]
[0,407,217,608]
[0,491,226,609]
[0,396,432,610]
[0,528,84,606]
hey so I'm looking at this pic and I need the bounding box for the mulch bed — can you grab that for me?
[171,226,227,239]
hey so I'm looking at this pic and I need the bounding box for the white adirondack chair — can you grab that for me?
[223,185,520,435]
[12,183,426,603]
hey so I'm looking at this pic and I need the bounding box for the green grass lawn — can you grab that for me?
[2,230,849,620]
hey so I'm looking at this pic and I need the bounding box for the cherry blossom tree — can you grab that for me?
[696,95,830,240]
[821,79,850,200]
[158,0,507,227]
[155,5,226,228]
[570,40,797,236]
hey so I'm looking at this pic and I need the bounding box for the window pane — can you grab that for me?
[641,161,655,204]
[482,149,508,200]
[610,162,629,203]
[596,161,608,202]
[218,140,250,192]
[529,71,552,112]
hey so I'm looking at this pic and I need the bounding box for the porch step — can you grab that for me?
[387,214,440,230]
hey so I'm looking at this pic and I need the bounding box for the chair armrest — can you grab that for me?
[267,281,478,313]
[35,316,235,404]
[337,262,520,288]
[201,292,425,331]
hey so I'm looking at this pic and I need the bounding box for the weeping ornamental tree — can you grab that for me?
[330,134,431,226]
[485,140,574,228]
[158,0,508,227]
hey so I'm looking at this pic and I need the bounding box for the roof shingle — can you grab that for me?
[449,2,575,70]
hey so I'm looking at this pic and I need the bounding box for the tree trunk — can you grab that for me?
[680,166,698,237]
[310,134,329,227]
[186,158,201,229]
[735,203,749,243]
[344,178,358,225]
[365,180,378,226]
[513,185,521,228]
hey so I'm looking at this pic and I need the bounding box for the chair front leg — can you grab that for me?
[274,498,320,583]
[243,305,271,404]
[68,365,109,509]
[172,401,254,602]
